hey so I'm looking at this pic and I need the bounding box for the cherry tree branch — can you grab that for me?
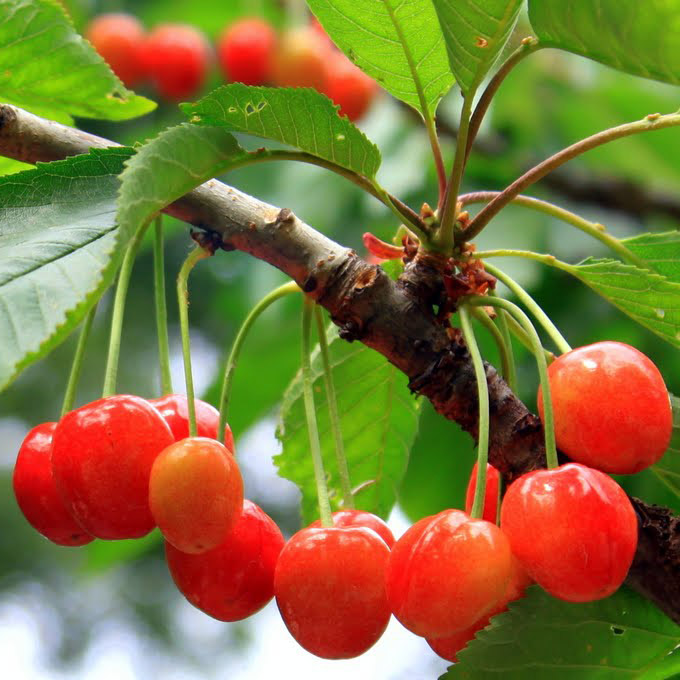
[1,103,679,624]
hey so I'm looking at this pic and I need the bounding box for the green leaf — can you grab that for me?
[306,0,454,117]
[638,645,680,680]
[528,0,680,86]
[0,0,155,123]
[431,0,523,95]
[622,232,680,284]
[561,258,680,349]
[275,325,421,524]
[652,394,680,501]
[0,147,133,392]
[0,156,32,175]
[183,84,381,180]
[444,586,680,679]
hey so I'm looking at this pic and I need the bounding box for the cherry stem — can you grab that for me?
[102,224,147,398]
[458,306,490,520]
[153,216,172,395]
[483,262,571,355]
[60,303,97,417]
[503,312,555,365]
[176,246,211,438]
[217,281,300,446]
[469,305,516,392]
[314,305,354,509]
[302,296,333,528]
[465,295,559,469]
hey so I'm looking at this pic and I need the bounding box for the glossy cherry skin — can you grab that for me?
[537,341,672,474]
[166,499,284,621]
[322,53,378,122]
[13,422,93,547]
[149,437,243,554]
[274,525,391,659]
[149,394,234,453]
[85,13,147,87]
[465,462,501,524]
[309,509,395,548]
[141,24,211,100]
[386,509,512,638]
[500,463,638,602]
[217,17,277,85]
[51,395,174,540]
[271,28,329,91]
[427,555,531,662]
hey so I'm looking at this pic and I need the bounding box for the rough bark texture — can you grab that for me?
[1,104,679,625]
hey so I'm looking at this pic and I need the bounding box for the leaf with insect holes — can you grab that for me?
[431,0,523,95]
[622,232,680,285]
[0,147,133,392]
[0,0,154,124]
[528,0,680,86]
[651,395,680,502]
[276,324,421,524]
[307,0,454,118]
[183,84,381,180]
[443,586,680,679]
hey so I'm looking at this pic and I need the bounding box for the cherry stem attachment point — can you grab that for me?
[217,280,300,446]
[465,295,559,469]
[61,303,97,417]
[302,296,333,528]
[314,305,354,509]
[177,246,211,438]
[459,305,490,520]
[153,216,172,395]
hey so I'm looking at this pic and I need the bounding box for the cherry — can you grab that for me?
[166,499,284,621]
[149,437,244,554]
[465,462,501,524]
[149,394,235,453]
[217,17,277,86]
[141,23,211,100]
[271,27,330,91]
[426,555,531,662]
[85,13,147,88]
[13,422,93,547]
[51,395,174,540]
[310,509,395,548]
[274,525,391,659]
[537,341,672,474]
[322,53,378,122]
[386,509,512,638]
[500,463,638,602]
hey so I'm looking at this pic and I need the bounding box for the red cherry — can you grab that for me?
[386,509,512,638]
[149,437,244,554]
[149,394,235,453]
[322,53,378,121]
[465,462,501,524]
[271,27,330,91]
[141,23,211,100]
[537,341,672,474]
[500,463,638,602]
[13,423,93,547]
[274,525,391,659]
[51,395,174,540]
[310,509,395,548]
[426,555,531,662]
[166,499,284,621]
[217,17,277,85]
[85,13,147,87]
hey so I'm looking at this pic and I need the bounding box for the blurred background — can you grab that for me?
[2,0,680,677]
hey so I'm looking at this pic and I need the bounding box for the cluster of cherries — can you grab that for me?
[85,13,379,121]
[12,340,672,661]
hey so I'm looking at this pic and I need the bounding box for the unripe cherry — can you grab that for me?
[271,27,330,91]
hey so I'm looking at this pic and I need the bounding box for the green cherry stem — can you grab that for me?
[483,262,571,355]
[465,295,559,469]
[60,303,97,417]
[314,305,354,509]
[102,224,148,398]
[153,216,173,395]
[302,296,333,528]
[489,290,517,391]
[458,305,490,520]
[217,281,300,446]
[177,246,211,438]
[468,305,516,392]
[503,312,555,365]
